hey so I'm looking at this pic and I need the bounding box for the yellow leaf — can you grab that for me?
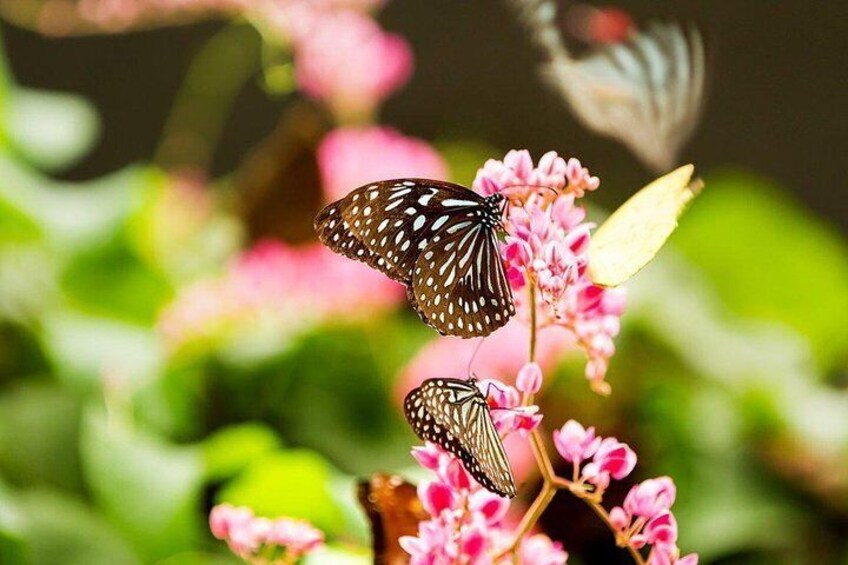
[588,164,702,287]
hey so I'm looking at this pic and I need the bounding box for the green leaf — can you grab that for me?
[202,423,281,482]
[0,380,84,492]
[0,156,152,256]
[0,193,40,244]
[8,488,141,565]
[671,169,848,370]
[218,450,344,536]
[80,408,204,561]
[0,529,26,565]
[304,545,371,565]
[2,88,99,172]
[41,310,164,391]
[156,551,239,565]
[61,237,173,324]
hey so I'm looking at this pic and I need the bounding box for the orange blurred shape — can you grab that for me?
[357,474,428,565]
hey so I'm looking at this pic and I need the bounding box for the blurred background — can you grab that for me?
[0,0,845,564]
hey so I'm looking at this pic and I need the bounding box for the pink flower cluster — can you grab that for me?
[553,421,697,565]
[294,10,413,122]
[402,439,567,565]
[40,0,412,124]
[479,374,543,436]
[553,420,636,490]
[476,150,625,394]
[609,479,697,565]
[158,240,404,351]
[209,503,324,563]
[318,126,448,203]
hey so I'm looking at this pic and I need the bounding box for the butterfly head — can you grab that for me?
[481,193,507,232]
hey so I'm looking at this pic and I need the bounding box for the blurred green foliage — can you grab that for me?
[0,30,844,565]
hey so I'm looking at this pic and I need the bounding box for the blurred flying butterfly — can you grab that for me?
[314,179,516,337]
[510,0,706,172]
[357,474,428,565]
[403,376,517,498]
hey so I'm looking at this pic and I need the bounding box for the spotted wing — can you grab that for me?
[411,225,515,337]
[337,179,488,284]
[404,379,516,498]
[314,202,404,282]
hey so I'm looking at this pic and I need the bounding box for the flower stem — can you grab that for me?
[504,281,645,565]
[528,284,537,363]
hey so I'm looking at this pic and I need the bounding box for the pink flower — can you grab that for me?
[517,534,569,565]
[564,157,600,197]
[553,420,601,464]
[209,504,324,561]
[469,489,510,525]
[624,477,677,519]
[643,511,678,547]
[648,539,697,565]
[473,149,568,200]
[478,379,542,436]
[318,126,448,203]
[295,11,413,121]
[516,362,543,394]
[403,440,566,564]
[471,150,624,394]
[608,506,629,530]
[419,481,456,516]
[159,240,404,352]
[584,437,637,483]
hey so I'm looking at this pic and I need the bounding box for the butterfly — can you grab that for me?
[357,474,428,565]
[404,377,517,498]
[314,179,516,338]
[510,0,706,172]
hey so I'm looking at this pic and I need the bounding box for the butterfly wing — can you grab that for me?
[339,179,487,283]
[314,201,405,282]
[404,379,517,498]
[357,474,427,565]
[411,226,515,337]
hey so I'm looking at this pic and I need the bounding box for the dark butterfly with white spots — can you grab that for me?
[314,179,516,337]
[403,376,517,498]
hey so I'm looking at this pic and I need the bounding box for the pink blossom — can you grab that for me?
[643,511,678,546]
[209,503,324,561]
[583,437,637,484]
[472,150,624,394]
[419,480,456,516]
[403,439,566,564]
[608,506,629,530]
[159,240,404,352]
[607,476,696,565]
[478,379,542,436]
[564,157,600,197]
[518,534,569,565]
[295,11,413,122]
[318,126,448,203]
[553,420,601,464]
[648,543,698,565]
[624,477,677,519]
[516,362,543,394]
[473,149,568,200]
